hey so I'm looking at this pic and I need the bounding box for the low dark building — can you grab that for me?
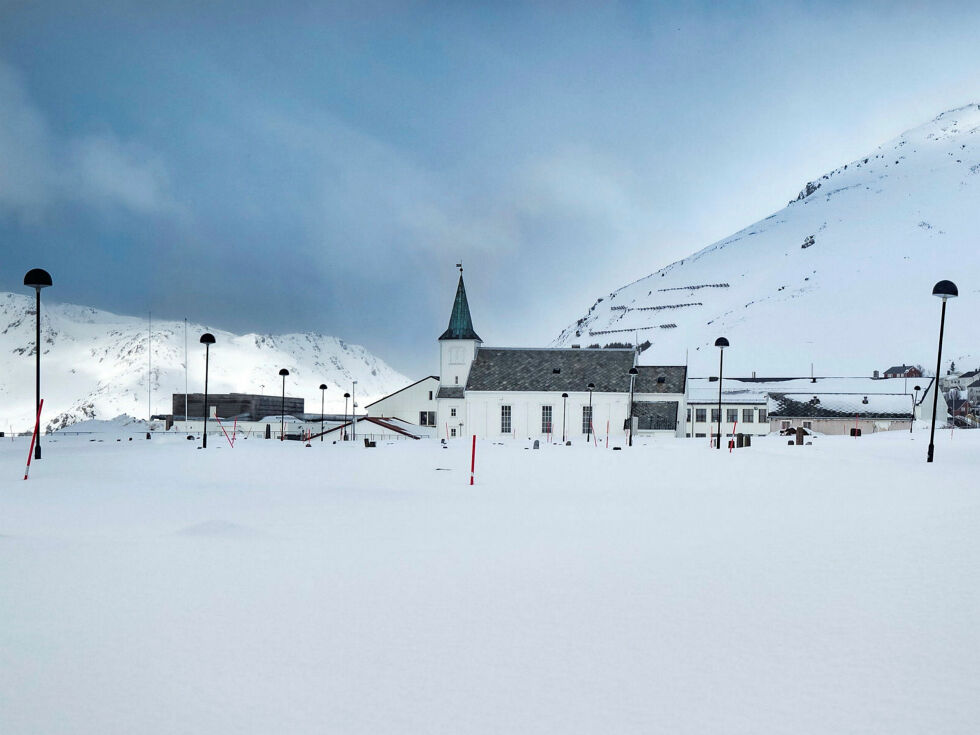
[173,393,304,421]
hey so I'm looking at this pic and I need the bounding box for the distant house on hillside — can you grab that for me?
[881,364,922,379]
[943,368,980,392]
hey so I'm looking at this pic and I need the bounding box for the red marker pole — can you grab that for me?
[606,420,610,449]
[730,420,737,453]
[470,434,476,486]
[24,399,44,480]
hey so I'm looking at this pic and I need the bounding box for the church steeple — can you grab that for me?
[439,269,481,342]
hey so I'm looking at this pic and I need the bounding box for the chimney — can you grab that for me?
[873,370,879,379]
[752,371,756,379]
[571,344,580,349]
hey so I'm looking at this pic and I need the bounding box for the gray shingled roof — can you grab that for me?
[633,401,679,430]
[633,366,687,394]
[437,386,465,399]
[465,348,641,392]
[768,393,912,420]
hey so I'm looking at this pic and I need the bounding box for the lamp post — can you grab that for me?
[343,392,350,440]
[911,384,921,434]
[628,366,639,447]
[279,368,289,440]
[319,384,327,441]
[714,337,729,449]
[200,333,215,448]
[351,380,357,442]
[928,280,957,462]
[23,268,52,460]
[587,382,595,441]
[561,392,569,443]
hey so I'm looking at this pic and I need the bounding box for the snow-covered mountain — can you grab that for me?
[556,104,980,377]
[0,293,409,433]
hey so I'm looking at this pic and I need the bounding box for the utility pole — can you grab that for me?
[184,318,188,424]
[148,311,152,423]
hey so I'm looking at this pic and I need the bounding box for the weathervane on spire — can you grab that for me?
[456,261,463,274]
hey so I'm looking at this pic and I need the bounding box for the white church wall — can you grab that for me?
[439,339,479,391]
[461,391,637,442]
[366,376,439,426]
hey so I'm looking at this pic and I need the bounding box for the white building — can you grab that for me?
[686,380,769,441]
[688,376,945,437]
[368,271,687,441]
[364,376,440,428]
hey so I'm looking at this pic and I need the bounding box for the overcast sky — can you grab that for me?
[1,1,978,376]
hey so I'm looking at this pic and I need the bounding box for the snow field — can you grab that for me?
[1,432,978,734]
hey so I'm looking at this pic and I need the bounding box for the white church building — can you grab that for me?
[367,272,688,442]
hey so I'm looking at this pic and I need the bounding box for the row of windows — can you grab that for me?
[496,405,597,435]
[689,407,767,424]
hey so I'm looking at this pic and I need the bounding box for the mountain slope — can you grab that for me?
[0,294,409,433]
[555,104,980,377]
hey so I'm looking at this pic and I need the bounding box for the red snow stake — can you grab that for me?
[469,434,476,485]
[24,399,43,480]
[215,416,235,449]
[606,419,610,449]
[730,420,738,452]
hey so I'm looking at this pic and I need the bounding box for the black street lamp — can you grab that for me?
[351,380,357,442]
[200,333,215,448]
[928,280,957,462]
[319,383,327,441]
[343,392,350,440]
[911,384,921,434]
[279,368,289,440]
[561,392,569,443]
[587,382,595,441]
[628,366,639,447]
[23,268,52,460]
[714,337,729,449]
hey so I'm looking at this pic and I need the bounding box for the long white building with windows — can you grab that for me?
[367,272,688,441]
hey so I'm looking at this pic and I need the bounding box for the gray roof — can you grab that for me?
[437,386,465,399]
[465,348,664,393]
[633,366,687,394]
[768,393,912,420]
[883,365,919,375]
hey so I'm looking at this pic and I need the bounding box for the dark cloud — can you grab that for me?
[1,2,979,376]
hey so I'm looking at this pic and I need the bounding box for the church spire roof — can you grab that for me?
[439,272,482,341]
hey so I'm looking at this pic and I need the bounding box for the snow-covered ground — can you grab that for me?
[1,431,978,734]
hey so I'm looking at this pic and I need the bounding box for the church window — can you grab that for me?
[419,411,435,426]
[582,405,593,434]
[501,405,512,434]
[451,408,457,417]
[541,406,553,435]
